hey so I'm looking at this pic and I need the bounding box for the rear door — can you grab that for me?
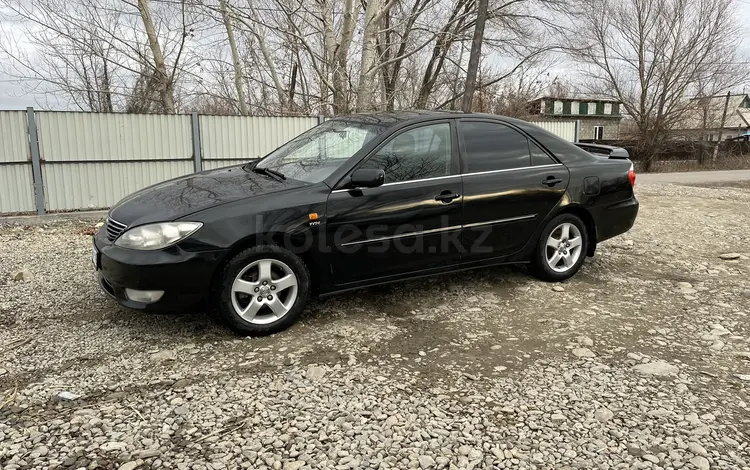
[325,121,463,285]
[458,119,569,262]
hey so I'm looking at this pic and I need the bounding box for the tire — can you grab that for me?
[213,245,311,335]
[530,213,588,282]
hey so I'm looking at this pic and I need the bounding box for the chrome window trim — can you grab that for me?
[331,164,564,193]
[463,214,537,229]
[339,225,462,247]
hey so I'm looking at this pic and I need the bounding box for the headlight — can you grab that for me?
[114,222,203,250]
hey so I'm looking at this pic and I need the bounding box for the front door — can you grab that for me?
[458,120,569,262]
[326,121,463,285]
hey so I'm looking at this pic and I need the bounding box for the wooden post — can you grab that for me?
[712,91,731,162]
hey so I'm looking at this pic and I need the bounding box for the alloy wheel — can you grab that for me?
[230,258,298,324]
[545,222,583,273]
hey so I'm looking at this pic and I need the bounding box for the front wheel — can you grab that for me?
[530,214,588,282]
[213,245,311,335]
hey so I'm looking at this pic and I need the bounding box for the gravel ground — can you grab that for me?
[1,182,749,470]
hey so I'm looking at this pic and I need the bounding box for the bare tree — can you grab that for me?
[2,0,571,115]
[0,0,201,113]
[414,0,566,110]
[571,0,747,170]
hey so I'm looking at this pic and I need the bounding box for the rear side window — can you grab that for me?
[530,141,557,166]
[460,121,531,173]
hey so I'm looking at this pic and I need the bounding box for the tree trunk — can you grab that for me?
[137,0,175,113]
[461,0,488,112]
[289,63,298,106]
[698,97,708,165]
[355,0,383,112]
[332,0,360,115]
[712,91,731,161]
[321,0,335,115]
[219,0,248,115]
[101,59,113,112]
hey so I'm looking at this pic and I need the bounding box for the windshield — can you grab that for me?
[255,120,386,183]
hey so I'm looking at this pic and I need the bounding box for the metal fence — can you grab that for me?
[532,120,578,143]
[0,109,577,215]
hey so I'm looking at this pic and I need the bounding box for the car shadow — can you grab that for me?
[96,263,534,343]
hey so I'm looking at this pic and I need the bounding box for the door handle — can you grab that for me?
[542,176,563,187]
[435,192,461,203]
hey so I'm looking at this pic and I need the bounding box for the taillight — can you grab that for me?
[628,164,636,187]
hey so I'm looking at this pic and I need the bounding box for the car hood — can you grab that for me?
[109,165,302,226]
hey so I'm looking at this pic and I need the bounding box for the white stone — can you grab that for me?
[56,391,80,401]
[632,361,679,376]
[306,365,326,381]
[690,455,710,470]
[418,455,436,469]
[594,408,614,422]
[150,350,177,362]
[101,441,127,452]
[283,461,305,470]
[384,415,398,427]
[11,269,30,282]
[572,348,596,358]
[688,442,707,456]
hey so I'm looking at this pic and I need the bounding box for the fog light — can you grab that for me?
[125,289,164,303]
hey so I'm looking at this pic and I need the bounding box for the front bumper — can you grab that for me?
[93,229,226,312]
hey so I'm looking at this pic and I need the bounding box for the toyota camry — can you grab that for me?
[93,111,638,335]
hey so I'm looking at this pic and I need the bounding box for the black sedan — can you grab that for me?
[93,111,638,335]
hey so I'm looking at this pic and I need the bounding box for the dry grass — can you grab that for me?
[635,154,750,173]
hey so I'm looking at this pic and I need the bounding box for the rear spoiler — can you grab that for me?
[575,142,630,159]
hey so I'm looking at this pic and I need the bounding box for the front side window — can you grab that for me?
[358,123,452,184]
[256,120,386,183]
[460,121,531,173]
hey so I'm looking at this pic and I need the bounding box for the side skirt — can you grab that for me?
[318,259,531,298]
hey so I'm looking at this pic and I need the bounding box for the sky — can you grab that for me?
[1,1,750,111]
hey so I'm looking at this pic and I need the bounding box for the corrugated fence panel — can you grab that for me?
[0,111,34,213]
[0,111,29,162]
[0,166,35,214]
[200,116,318,163]
[37,112,193,161]
[532,121,577,142]
[202,160,245,171]
[43,161,194,211]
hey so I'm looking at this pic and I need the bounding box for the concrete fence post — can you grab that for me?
[317,115,325,125]
[574,120,581,143]
[191,112,202,173]
[26,107,45,215]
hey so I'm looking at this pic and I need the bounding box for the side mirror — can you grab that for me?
[350,168,385,188]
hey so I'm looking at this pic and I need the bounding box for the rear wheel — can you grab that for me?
[214,245,310,335]
[530,214,588,282]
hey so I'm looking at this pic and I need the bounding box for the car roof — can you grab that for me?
[335,110,537,128]
[335,110,459,127]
